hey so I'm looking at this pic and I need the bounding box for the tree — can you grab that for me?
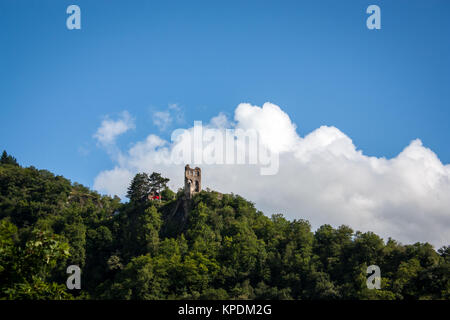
[438,246,450,262]
[0,150,19,166]
[0,221,72,300]
[2,161,449,300]
[149,172,170,200]
[102,254,171,299]
[126,173,151,202]
[139,206,162,254]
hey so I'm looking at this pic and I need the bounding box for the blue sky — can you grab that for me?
[1,0,450,189]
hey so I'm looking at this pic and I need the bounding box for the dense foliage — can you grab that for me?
[0,151,449,300]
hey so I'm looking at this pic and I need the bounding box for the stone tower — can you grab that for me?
[184,164,201,199]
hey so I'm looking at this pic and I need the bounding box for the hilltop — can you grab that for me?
[0,151,449,300]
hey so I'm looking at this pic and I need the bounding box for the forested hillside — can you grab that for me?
[0,151,449,300]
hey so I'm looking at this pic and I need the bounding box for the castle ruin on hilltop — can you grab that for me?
[184,165,201,199]
[163,164,202,235]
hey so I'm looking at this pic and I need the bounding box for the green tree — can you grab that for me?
[139,206,162,254]
[0,221,72,299]
[2,161,449,300]
[126,173,151,202]
[149,172,170,199]
[0,150,19,166]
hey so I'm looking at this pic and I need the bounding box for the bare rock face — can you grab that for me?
[163,165,202,236]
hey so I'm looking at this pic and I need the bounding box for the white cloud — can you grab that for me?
[209,112,231,128]
[93,102,450,248]
[93,111,135,146]
[235,102,299,153]
[93,167,134,198]
[168,103,185,124]
[151,104,186,131]
[153,111,172,131]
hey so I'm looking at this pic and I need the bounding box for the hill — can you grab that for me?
[0,151,449,300]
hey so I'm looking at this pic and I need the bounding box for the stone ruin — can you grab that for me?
[184,164,201,199]
[163,164,202,236]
